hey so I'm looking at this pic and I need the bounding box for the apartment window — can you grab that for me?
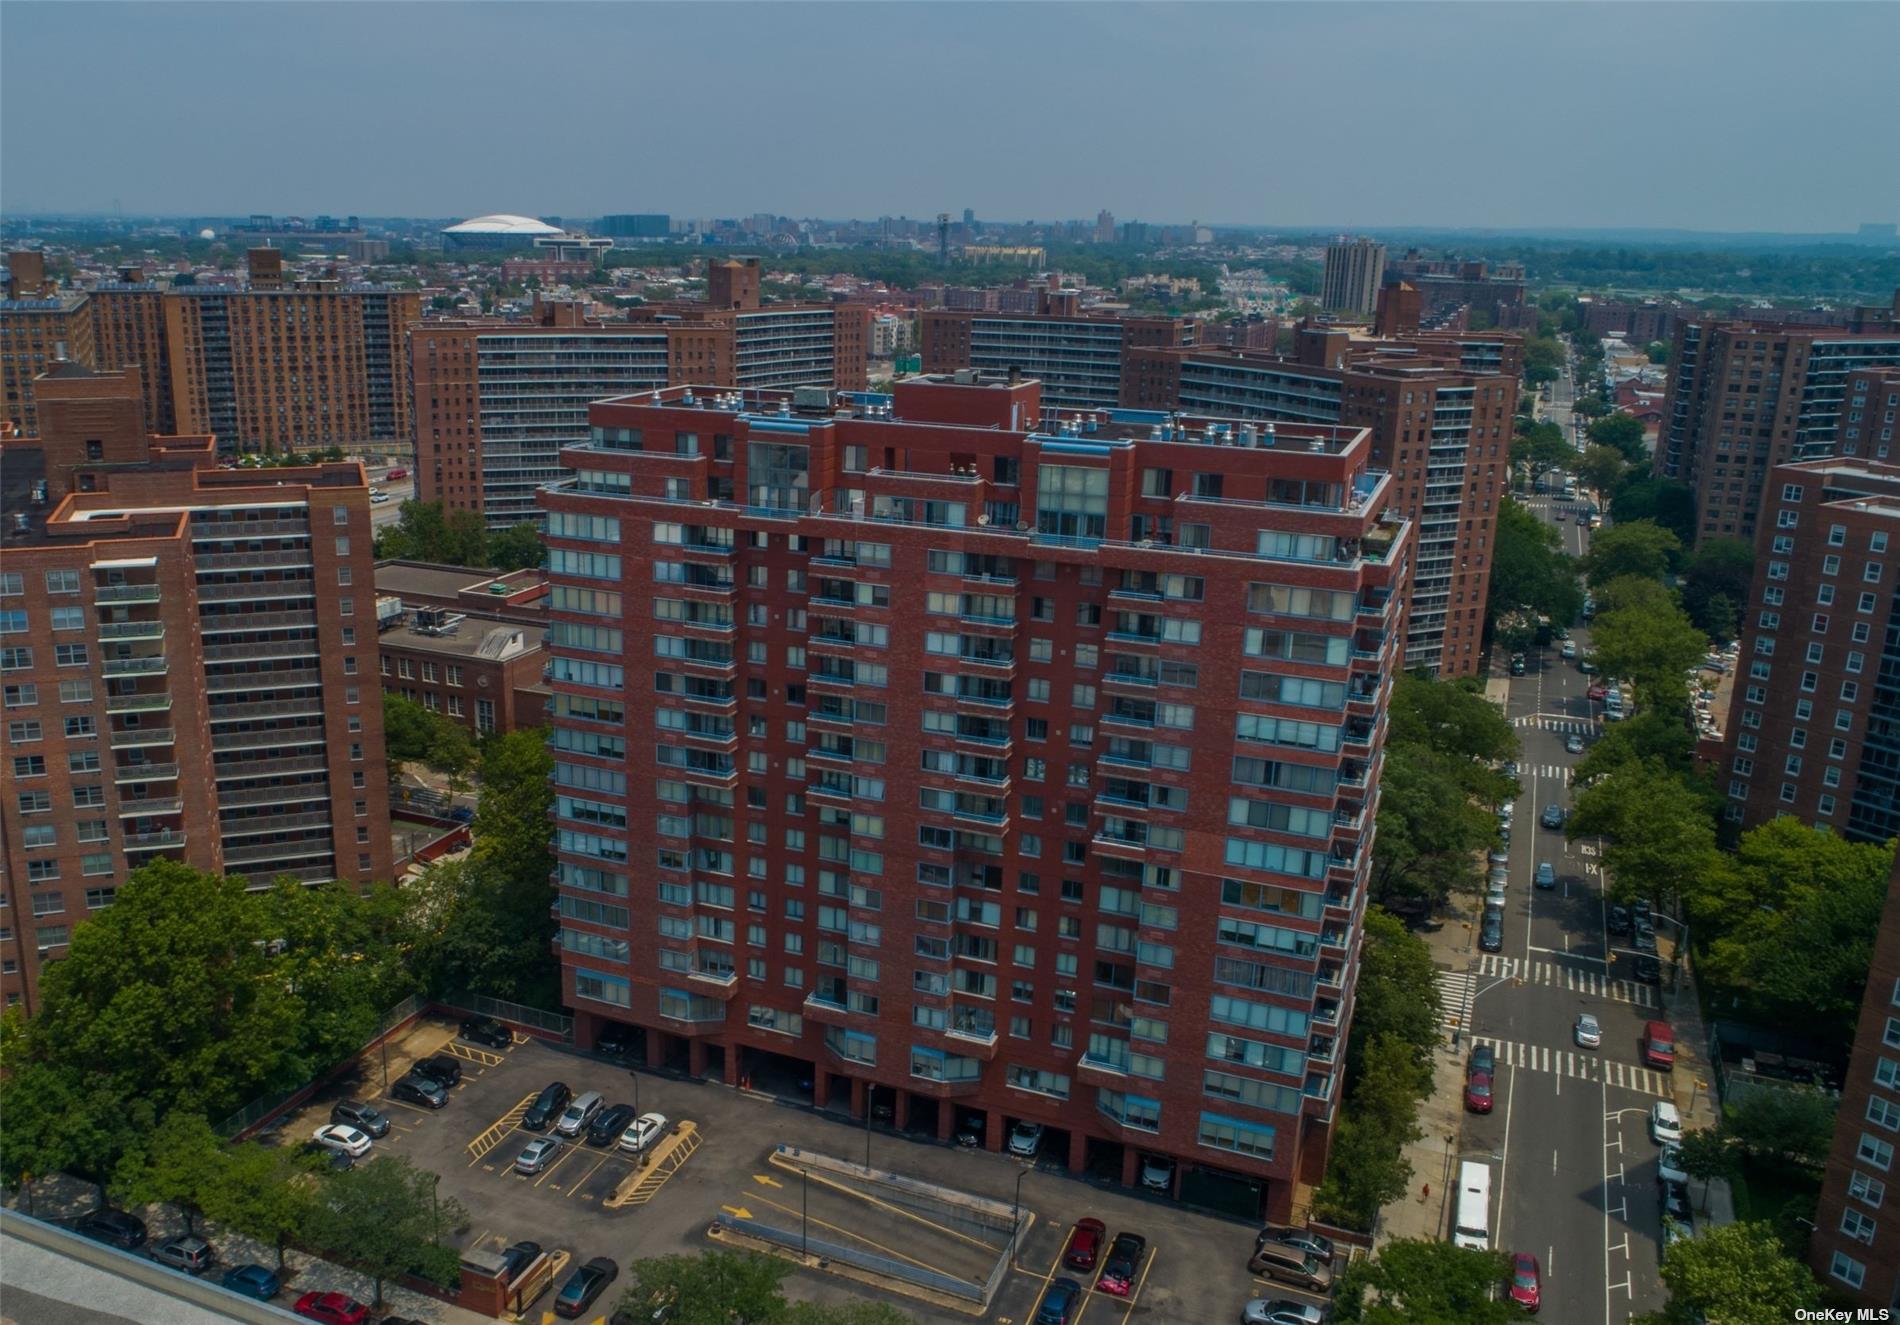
[50,606,84,631]
[1851,1171,1886,1208]
[1859,1133,1894,1171]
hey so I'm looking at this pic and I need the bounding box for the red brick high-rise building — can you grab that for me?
[1654,296,1900,547]
[918,296,1199,412]
[538,374,1410,1220]
[0,363,391,1012]
[1121,325,1520,677]
[1810,854,1900,1309]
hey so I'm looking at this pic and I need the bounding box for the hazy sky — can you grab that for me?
[3,2,1895,233]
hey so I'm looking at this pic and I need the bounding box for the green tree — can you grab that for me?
[1346,909,1442,1079]
[1698,820,1895,1055]
[1510,420,1575,478]
[1333,1238,1524,1324]
[1582,520,1680,587]
[1675,1126,1738,1190]
[1488,500,1585,630]
[1642,1221,1824,1325]
[1648,340,1671,365]
[1720,1088,1837,1169]
[303,1155,466,1305]
[201,1141,322,1271]
[1572,709,1699,785]
[1588,576,1708,710]
[1679,537,1754,639]
[487,521,545,573]
[256,878,415,1081]
[1611,476,1698,545]
[612,1250,915,1325]
[1575,444,1629,501]
[383,693,444,764]
[111,1111,226,1235]
[373,499,491,568]
[1313,1033,1430,1230]
[1588,412,1648,463]
[1569,761,1721,916]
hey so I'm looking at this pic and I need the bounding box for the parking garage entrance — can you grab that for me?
[1180,1163,1266,1219]
[737,1045,814,1102]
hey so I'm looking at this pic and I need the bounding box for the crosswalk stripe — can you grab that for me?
[1476,953,1655,1007]
[1467,1034,1670,1097]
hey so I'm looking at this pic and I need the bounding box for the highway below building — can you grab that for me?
[1452,493,1670,1325]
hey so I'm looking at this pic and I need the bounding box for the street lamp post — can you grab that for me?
[1011,1168,1027,1269]
[801,1166,810,1259]
[863,1085,874,1171]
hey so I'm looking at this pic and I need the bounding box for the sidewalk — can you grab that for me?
[1656,940,1738,1228]
[1377,895,1482,1247]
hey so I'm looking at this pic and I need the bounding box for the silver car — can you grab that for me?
[1574,1013,1601,1049]
[515,1136,562,1174]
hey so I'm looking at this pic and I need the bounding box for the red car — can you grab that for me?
[385,467,408,481]
[1464,1071,1494,1114]
[1509,1251,1542,1312]
[293,1293,370,1325]
[1096,1232,1145,1297]
[1587,683,1609,701]
[1064,1217,1107,1271]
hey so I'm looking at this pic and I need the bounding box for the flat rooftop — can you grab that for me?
[378,608,539,660]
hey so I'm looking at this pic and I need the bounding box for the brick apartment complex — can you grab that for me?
[374,558,548,626]
[0,363,391,1011]
[1719,456,1900,841]
[1653,295,1900,545]
[414,275,869,529]
[1841,367,1900,459]
[918,293,1199,411]
[377,603,547,737]
[1810,854,1900,1309]
[1383,254,1530,331]
[538,374,1411,1221]
[1577,297,1680,345]
[2,248,421,456]
[1121,323,1520,677]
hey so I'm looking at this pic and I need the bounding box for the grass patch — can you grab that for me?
[1731,1155,1823,1227]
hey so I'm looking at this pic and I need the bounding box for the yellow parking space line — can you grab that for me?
[1023,1231,1077,1324]
[746,1191,966,1281]
[464,1091,537,1165]
[771,1154,1000,1251]
[562,1147,615,1200]
[442,1038,506,1068]
[1110,1246,1160,1325]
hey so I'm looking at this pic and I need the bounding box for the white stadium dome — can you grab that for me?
[443,214,564,236]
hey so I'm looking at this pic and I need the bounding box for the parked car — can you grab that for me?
[1535,861,1556,889]
[1541,803,1566,829]
[1097,1232,1146,1296]
[555,1257,619,1319]
[311,1124,373,1158]
[557,1090,605,1138]
[522,1081,572,1132]
[1256,1224,1335,1265]
[293,1292,370,1325]
[595,1024,639,1058]
[328,1100,389,1138]
[1008,1120,1044,1158]
[1509,1251,1542,1313]
[1561,641,1578,659]
[1574,1013,1601,1049]
[1036,1277,1083,1325]
[1243,1300,1326,1325]
[1587,682,1609,701]
[369,491,390,504]
[1661,1180,1693,1228]
[497,1241,544,1282]
[390,1072,449,1109]
[1633,955,1662,985]
[385,467,408,480]
[1608,905,1632,935]
[298,1140,356,1172]
[1488,847,1510,868]
[1578,657,1598,673]
[1509,653,1527,676]
[1658,1144,1688,1187]
[75,1208,147,1250]
[220,1263,282,1299]
[412,1054,462,1088]
[1634,924,1657,953]
[1469,1044,1495,1077]
[1650,1101,1683,1145]
[1464,1070,1495,1114]
[1565,733,1585,755]
[618,1112,670,1154]
[152,1234,216,1275]
[516,1136,563,1174]
[590,1102,640,1147]
[1479,908,1504,952]
[460,1015,513,1050]
[1064,1218,1106,1270]
[1139,1155,1174,1192]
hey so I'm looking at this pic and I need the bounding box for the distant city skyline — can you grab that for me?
[3,2,1896,233]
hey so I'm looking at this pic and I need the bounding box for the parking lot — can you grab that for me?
[280,1015,1327,1323]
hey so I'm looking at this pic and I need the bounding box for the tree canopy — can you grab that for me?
[1346,909,1441,1082]
[1575,444,1630,500]
[1679,537,1754,640]
[372,499,544,572]
[1587,411,1649,463]
[1611,476,1697,546]
[1569,760,1721,915]
[303,1154,465,1305]
[1333,1238,1526,1324]
[1582,520,1680,587]
[1488,499,1585,633]
[615,1251,912,1325]
[1587,575,1708,711]
[1638,1221,1824,1325]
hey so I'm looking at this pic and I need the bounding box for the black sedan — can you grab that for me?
[1097,1232,1146,1297]
[460,1015,514,1050]
[554,1256,618,1319]
[412,1054,463,1088]
[1608,905,1632,936]
[76,1209,147,1250]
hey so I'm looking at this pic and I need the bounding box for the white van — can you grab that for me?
[1453,1160,1492,1250]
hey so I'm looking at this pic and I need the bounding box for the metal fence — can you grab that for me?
[714,1213,991,1304]
[218,993,428,1138]
[440,990,574,1042]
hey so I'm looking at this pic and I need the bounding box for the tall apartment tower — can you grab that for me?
[88,267,174,434]
[1719,456,1900,840]
[1811,853,1900,1308]
[1120,327,1520,677]
[539,375,1410,1222]
[1654,297,1900,546]
[2,251,95,439]
[918,299,1199,411]
[415,298,869,529]
[1321,239,1386,317]
[0,364,392,1012]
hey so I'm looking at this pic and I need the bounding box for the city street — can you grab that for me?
[1443,482,1671,1325]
